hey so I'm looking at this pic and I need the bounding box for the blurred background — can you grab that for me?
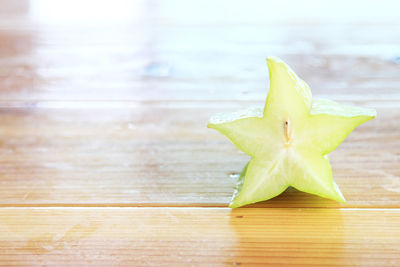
[1,0,399,105]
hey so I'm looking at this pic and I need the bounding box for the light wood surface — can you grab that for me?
[0,106,398,208]
[0,208,399,266]
[0,0,399,265]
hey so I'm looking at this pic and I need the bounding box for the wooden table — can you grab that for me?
[0,0,399,265]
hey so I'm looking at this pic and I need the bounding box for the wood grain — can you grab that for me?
[0,2,399,104]
[0,105,398,207]
[0,208,399,266]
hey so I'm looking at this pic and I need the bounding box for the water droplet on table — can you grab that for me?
[144,62,171,77]
[228,172,240,179]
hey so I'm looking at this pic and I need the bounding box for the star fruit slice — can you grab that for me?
[208,57,376,208]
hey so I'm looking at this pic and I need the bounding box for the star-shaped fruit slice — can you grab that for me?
[208,57,376,208]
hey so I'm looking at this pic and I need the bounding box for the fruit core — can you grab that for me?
[284,119,291,148]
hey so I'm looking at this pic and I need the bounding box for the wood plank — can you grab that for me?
[0,105,398,207]
[0,207,398,266]
[1,37,399,103]
[0,1,399,103]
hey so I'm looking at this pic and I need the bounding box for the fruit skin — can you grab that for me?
[208,57,376,208]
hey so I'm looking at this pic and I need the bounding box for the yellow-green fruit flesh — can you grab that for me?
[208,57,376,208]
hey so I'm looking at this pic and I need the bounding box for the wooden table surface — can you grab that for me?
[0,0,399,266]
